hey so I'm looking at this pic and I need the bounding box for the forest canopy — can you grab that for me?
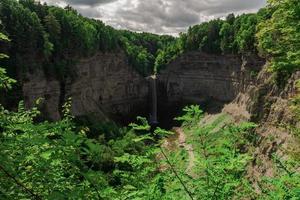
[0,0,299,79]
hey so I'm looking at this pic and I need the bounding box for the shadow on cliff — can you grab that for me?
[156,98,226,129]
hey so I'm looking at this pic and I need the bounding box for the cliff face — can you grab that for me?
[158,52,264,104]
[23,51,266,125]
[224,68,300,190]
[23,70,61,120]
[157,50,299,190]
[23,51,149,122]
[223,67,300,137]
[156,52,265,122]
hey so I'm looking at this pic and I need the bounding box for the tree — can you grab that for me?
[44,13,61,46]
[226,13,236,25]
[220,22,234,53]
[234,14,258,54]
[256,0,300,73]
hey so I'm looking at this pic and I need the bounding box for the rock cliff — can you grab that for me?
[158,52,264,104]
[156,51,265,126]
[23,51,149,123]
[223,67,300,191]
[23,51,267,125]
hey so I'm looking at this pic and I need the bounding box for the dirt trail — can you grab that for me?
[173,127,196,177]
[160,127,196,177]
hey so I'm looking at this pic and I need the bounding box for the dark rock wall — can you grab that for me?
[22,50,265,124]
[23,51,149,122]
[157,51,264,110]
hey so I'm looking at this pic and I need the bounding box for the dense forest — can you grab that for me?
[0,0,176,77]
[0,0,299,78]
[0,0,300,199]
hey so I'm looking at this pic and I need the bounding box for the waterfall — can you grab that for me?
[149,75,158,125]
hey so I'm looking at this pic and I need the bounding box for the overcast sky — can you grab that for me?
[41,0,267,35]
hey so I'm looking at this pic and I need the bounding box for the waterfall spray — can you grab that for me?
[149,74,158,126]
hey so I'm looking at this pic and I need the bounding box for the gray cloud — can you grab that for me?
[190,0,266,16]
[42,0,117,6]
[66,0,117,6]
[42,0,267,35]
[73,6,103,18]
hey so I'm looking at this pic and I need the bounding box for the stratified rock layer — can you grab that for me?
[158,52,264,104]
[23,51,149,122]
[23,51,265,123]
[156,52,264,125]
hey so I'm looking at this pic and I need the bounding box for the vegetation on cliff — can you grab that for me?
[257,0,300,79]
[0,0,119,80]
[0,0,174,77]
[1,0,299,78]
[155,0,300,75]
[120,30,176,75]
[153,11,266,72]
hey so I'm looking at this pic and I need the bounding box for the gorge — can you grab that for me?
[0,0,299,199]
[22,51,265,128]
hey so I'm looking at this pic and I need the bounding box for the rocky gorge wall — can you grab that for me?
[23,51,149,122]
[156,52,265,125]
[223,67,300,190]
[157,50,299,190]
[23,50,267,125]
[158,52,265,104]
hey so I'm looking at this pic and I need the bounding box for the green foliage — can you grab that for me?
[0,32,16,90]
[257,0,300,73]
[185,19,222,53]
[154,36,184,73]
[0,0,119,80]
[0,32,9,41]
[129,116,151,132]
[261,173,300,200]
[121,36,155,76]
[0,67,16,90]
[259,154,300,199]
[120,31,176,75]
[289,80,300,137]
[1,0,298,82]
[0,68,171,200]
[190,123,256,199]
[0,0,179,77]
[220,22,234,53]
[183,14,259,55]
[159,111,258,199]
[0,100,162,199]
[154,127,174,138]
[175,105,204,127]
[234,14,258,53]
[1,1,300,199]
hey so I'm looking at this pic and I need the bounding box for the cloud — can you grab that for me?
[73,6,103,18]
[66,0,118,6]
[41,0,267,35]
[42,0,118,6]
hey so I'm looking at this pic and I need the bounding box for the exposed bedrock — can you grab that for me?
[23,51,149,123]
[22,50,265,124]
[158,52,265,104]
[156,52,265,126]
